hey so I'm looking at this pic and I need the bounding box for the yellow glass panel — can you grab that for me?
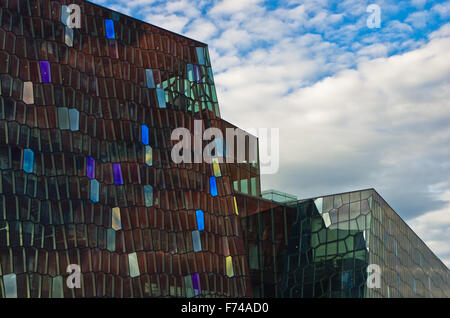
[233,197,239,215]
[145,145,152,166]
[226,256,234,277]
[212,158,221,177]
[112,207,122,231]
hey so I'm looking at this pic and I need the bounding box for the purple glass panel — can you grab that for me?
[86,157,95,179]
[39,61,51,83]
[113,163,124,185]
[192,273,201,295]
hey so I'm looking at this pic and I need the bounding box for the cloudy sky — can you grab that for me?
[91,0,450,267]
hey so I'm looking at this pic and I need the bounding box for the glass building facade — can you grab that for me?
[0,0,448,298]
[240,190,450,298]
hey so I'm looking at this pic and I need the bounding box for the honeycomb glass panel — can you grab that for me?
[112,207,122,231]
[128,252,140,278]
[39,61,51,83]
[23,82,34,104]
[192,230,202,252]
[3,273,17,298]
[144,185,153,207]
[105,19,115,39]
[196,210,204,231]
[90,179,100,203]
[86,157,95,179]
[69,109,79,131]
[23,149,34,173]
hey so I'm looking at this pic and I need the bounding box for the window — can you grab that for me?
[106,228,115,251]
[144,185,153,207]
[145,69,155,88]
[86,157,95,179]
[209,177,218,197]
[52,276,63,298]
[156,88,166,108]
[226,256,234,277]
[61,5,70,25]
[212,158,221,177]
[145,146,152,166]
[69,109,79,131]
[113,163,123,185]
[192,230,202,252]
[191,273,201,296]
[194,65,201,83]
[65,27,73,47]
[58,107,69,130]
[3,273,17,298]
[40,61,51,82]
[240,179,248,194]
[90,179,99,202]
[341,270,353,289]
[196,47,206,65]
[187,64,194,82]
[196,210,204,231]
[214,138,225,157]
[23,148,34,173]
[251,177,257,196]
[141,125,149,145]
[128,252,140,278]
[112,207,121,230]
[184,275,194,298]
[105,19,115,39]
[23,82,34,104]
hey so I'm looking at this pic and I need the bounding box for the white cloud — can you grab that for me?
[409,185,450,267]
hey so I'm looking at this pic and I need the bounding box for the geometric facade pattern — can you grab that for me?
[240,189,450,298]
[0,0,448,298]
[0,0,256,298]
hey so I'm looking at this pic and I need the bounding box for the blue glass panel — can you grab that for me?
[90,179,99,203]
[209,176,218,197]
[215,138,225,157]
[145,69,155,88]
[187,64,194,82]
[23,149,34,173]
[192,230,202,252]
[196,210,204,231]
[144,185,153,207]
[69,108,79,131]
[105,19,115,39]
[156,88,166,108]
[61,5,69,26]
[196,47,206,65]
[141,124,149,145]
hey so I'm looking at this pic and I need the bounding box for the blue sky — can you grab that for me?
[90,0,450,267]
